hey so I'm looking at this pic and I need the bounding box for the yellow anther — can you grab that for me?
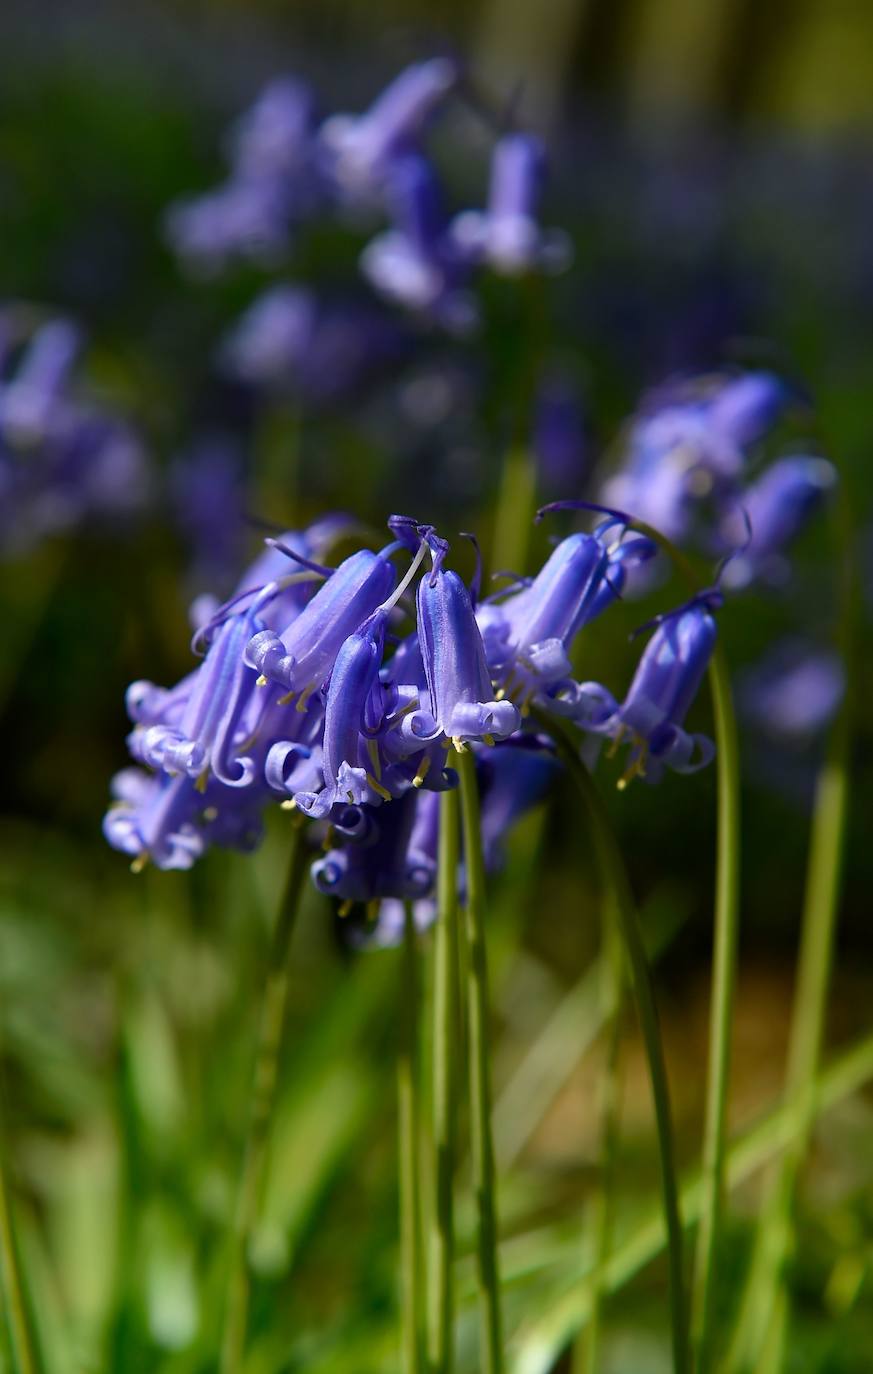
[256,674,268,687]
[295,685,313,714]
[412,755,432,788]
[606,725,626,760]
[482,733,495,747]
[202,806,218,822]
[616,746,647,791]
[280,798,297,811]
[195,770,209,794]
[277,690,296,707]
[367,773,393,801]
[367,737,382,781]
[130,853,149,875]
[451,736,467,754]
[338,900,353,918]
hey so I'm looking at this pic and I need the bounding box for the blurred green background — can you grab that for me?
[1,2,873,1371]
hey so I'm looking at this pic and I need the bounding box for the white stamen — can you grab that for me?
[377,539,429,615]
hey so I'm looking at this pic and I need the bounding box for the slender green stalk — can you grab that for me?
[691,638,741,1370]
[724,494,854,1374]
[533,708,690,1374]
[575,905,624,1374]
[725,699,851,1374]
[0,1117,39,1374]
[219,824,309,1374]
[398,905,426,1374]
[621,521,742,1369]
[454,746,504,1374]
[429,786,461,1374]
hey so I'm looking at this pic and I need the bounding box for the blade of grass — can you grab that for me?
[494,894,688,1170]
[509,1025,873,1374]
[0,1156,39,1374]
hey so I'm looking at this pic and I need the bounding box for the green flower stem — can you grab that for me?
[621,520,741,1370]
[429,786,461,1374]
[691,637,740,1371]
[724,494,854,1374]
[533,708,690,1374]
[454,745,504,1374]
[0,1105,39,1374]
[219,823,309,1374]
[398,905,426,1374]
[575,904,624,1374]
[726,670,852,1374]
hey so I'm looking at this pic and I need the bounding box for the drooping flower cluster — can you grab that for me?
[105,510,721,932]
[166,60,569,351]
[0,310,150,555]
[601,371,835,589]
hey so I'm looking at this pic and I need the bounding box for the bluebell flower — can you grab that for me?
[738,640,845,742]
[578,599,718,786]
[476,520,655,706]
[412,558,519,747]
[601,371,789,544]
[221,285,407,404]
[104,767,269,872]
[0,318,81,446]
[129,585,281,788]
[226,77,318,184]
[450,132,570,276]
[292,608,394,817]
[320,57,459,202]
[310,789,438,912]
[706,372,788,448]
[720,455,837,588]
[0,313,150,555]
[360,154,477,332]
[166,77,324,276]
[245,545,397,703]
[165,176,298,276]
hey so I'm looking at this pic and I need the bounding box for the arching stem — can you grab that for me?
[533,708,690,1374]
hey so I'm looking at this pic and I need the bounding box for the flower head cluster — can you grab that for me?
[166,60,569,342]
[0,310,150,555]
[601,371,835,588]
[105,508,719,933]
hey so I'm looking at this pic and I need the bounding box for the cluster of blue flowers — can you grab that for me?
[602,370,836,589]
[166,59,568,342]
[104,510,719,931]
[0,310,149,555]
